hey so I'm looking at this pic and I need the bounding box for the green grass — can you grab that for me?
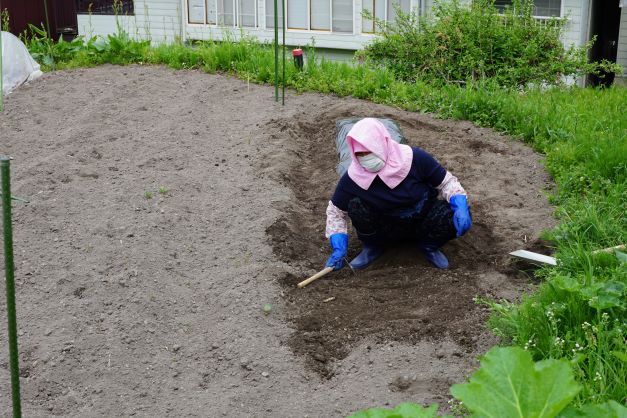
[24,31,627,407]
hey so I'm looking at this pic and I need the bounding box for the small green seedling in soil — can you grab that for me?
[263,303,272,315]
[144,191,154,199]
[158,186,169,195]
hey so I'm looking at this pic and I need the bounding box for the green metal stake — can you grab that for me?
[42,0,51,39]
[1,156,22,418]
[281,0,285,106]
[1,24,4,112]
[273,0,278,102]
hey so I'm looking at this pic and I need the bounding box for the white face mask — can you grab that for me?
[358,153,385,172]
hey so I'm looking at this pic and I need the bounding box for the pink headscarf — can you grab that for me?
[346,118,414,190]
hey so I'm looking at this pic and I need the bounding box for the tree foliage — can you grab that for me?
[361,0,620,87]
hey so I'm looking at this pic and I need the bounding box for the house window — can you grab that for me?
[238,0,258,27]
[493,0,561,17]
[288,0,308,29]
[362,0,410,33]
[265,0,284,28]
[332,0,352,32]
[77,0,134,15]
[217,0,235,25]
[267,0,353,32]
[188,0,257,26]
[311,0,331,30]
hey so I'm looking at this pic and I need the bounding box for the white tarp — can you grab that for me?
[1,31,43,96]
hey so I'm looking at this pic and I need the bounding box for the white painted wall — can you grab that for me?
[617,6,627,76]
[183,0,593,51]
[76,0,623,74]
[562,0,584,48]
[77,15,139,39]
[77,0,183,43]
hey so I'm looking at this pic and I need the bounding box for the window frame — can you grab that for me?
[286,0,354,33]
[361,0,410,34]
[493,0,564,20]
[186,0,258,27]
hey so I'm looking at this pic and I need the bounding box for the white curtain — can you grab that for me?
[288,0,308,29]
[362,0,375,33]
[494,0,561,17]
[533,0,561,16]
[266,0,284,28]
[218,0,235,25]
[188,0,206,23]
[332,0,352,32]
[239,0,257,26]
[387,0,410,24]
[311,0,331,30]
[206,0,217,24]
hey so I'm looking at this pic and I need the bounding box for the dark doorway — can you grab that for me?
[587,0,621,87]
[1,0,77,40]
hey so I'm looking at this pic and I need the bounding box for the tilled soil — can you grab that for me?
[0,65,555,417]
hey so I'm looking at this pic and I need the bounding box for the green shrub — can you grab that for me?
[362,0,619,87]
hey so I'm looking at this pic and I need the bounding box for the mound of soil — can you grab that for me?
[0,65,554,417]
[262,103,556,378]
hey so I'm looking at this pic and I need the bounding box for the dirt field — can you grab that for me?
[0,65,555,417]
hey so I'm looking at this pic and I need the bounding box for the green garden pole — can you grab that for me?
[281,0,285,106]
[42,0,51,39]
[1,156,22,418]
[274,0,278,102]
[1,25,4,112]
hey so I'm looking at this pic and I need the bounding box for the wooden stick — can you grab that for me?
[297,267,333,288]
[592,244,626,254]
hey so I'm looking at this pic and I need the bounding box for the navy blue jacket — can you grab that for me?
[331,147,446,213]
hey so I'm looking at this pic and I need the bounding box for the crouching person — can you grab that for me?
[325,118,472,271]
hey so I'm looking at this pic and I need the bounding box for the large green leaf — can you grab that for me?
[347,403,449,418]
[552,275,581,293]
[450,347,581,418]
[582,281,626,310]
[558,400,627,418]
[611,351,627,363]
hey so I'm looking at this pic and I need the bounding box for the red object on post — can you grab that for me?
[292,49,304,70]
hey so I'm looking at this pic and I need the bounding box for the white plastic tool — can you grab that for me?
[509,250,557,266]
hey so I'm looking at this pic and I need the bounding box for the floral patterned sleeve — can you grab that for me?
[437,171,467,202]
[325,200,348,238]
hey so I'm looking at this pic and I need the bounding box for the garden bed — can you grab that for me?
[0,64,555,416]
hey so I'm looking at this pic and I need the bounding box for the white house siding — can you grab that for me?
[76,0,621,76]
[617,6,627,76]
[77,0,182,44]
[183,0,588,51]
[562,0,584,48]
[77,15,139,39]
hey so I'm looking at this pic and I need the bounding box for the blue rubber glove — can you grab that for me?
[450,195,472,237]
[325,233,349,270]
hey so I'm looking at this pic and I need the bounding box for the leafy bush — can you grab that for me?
[361,0,619,87]
[23,24,150,70]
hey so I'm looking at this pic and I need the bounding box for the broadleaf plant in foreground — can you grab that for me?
[558,400,627,418]
[350,347,627,417]
[347,403,450,418]
[450,346,581,418]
